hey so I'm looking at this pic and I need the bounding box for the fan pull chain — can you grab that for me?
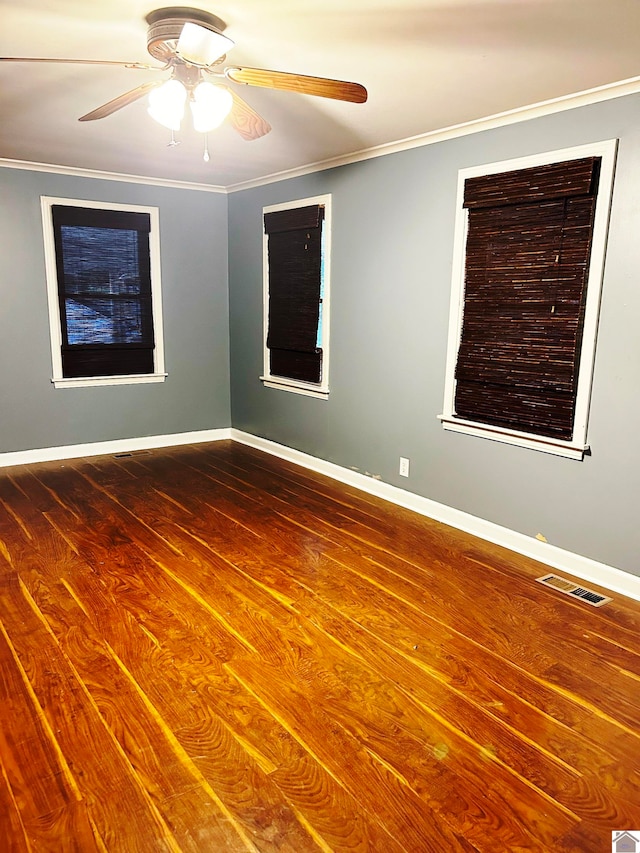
[203,135,210,163]
[167,130,180,148]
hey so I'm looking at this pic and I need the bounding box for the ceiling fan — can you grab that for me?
[0,7,368,143]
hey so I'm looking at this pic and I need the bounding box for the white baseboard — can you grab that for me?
[0,428,232,469]
[231,429,640,604]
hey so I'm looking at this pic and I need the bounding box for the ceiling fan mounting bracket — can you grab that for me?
[173,63,203,89]
[145,7,228,64]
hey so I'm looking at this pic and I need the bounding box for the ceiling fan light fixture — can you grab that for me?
[176,22,234,67]
[190,82,233,133]
[148,78,187,130]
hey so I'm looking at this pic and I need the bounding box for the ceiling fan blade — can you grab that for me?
[0,57,158,69]
[78,81,162,121]
[225,66,367,103]
[228,89,271,141]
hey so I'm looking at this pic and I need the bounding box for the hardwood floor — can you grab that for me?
[0,441,638,851]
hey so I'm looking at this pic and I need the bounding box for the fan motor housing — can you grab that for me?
[145,7,227,63]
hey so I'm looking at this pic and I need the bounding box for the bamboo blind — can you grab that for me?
[264,204,324,384]
[454,157,600,439]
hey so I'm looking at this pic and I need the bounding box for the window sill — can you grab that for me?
[438,415,588,460]
[52,373,168,389]
[260,376,329,400]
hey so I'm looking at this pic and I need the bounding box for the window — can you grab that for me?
[261,194,331,399]
[440,140,617,459]
[41,197,166,388]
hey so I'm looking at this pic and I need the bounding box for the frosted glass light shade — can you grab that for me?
[148,80,187,131]
[177,22,234,67]
[190,82,233,133]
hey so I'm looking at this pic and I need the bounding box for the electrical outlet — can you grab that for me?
[399,456,410,477]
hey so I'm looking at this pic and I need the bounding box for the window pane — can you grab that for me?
[45,200,163,383]
[65,298,145,344]
[316,232,326,349]
[60,226,145,295]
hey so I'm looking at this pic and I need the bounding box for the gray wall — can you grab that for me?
[228,93,640,577]
[0,168,230,452]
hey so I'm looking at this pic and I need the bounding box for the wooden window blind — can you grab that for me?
[454,156,601,440]
[264,204,324,384]
[52,205,155,379]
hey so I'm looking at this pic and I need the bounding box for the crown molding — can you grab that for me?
[0,157,227,193]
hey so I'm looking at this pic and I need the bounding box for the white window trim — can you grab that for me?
[41,196,167,389]
[261,193,331,400]
[439,139,618,460]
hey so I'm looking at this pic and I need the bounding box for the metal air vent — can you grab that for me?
[536,574,612,607]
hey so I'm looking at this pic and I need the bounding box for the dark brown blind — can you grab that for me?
[52,205,155,379]
[463,157,598,209]
[264,204,324,384]
[454,158,601,440]
[264,205,323,234]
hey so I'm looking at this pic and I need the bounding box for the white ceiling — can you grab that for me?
[1,0,640,189]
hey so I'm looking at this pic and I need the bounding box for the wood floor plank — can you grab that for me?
[194,449,640,691]
[13,465,401,852]
[1,443,639,851]
[173,449,640,729]
[37,495,413,851]
[23,571,257,853]
[0,747,32,853]
[78,450,640,832]
[0,482,258,852]
[227,657,484,853]
[0,595,98,851]
[63,576,330,853]
[0,572,179,853]
[108,451,640,754]
[69,459,589,848]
